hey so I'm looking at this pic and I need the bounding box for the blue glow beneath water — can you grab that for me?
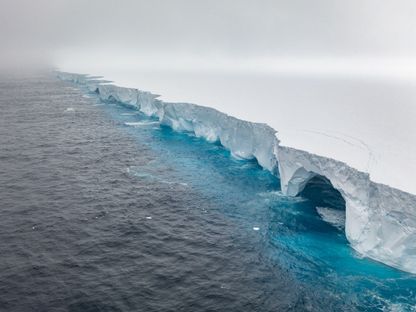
[95,96,416,311]
[5,75,416,311]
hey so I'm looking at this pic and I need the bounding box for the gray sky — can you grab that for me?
[1,0,415,193]
[1,0,416,70]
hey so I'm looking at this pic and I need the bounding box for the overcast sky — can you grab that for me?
[1,0,416,74]
[1,0,415,192]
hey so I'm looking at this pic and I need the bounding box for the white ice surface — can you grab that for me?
[59,68,415,195]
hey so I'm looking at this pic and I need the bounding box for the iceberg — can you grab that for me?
[57,71,416,274]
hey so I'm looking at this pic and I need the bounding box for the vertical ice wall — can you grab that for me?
[57,72,416,274]
[278,146,416,273]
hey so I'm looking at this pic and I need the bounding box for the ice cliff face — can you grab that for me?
[158,102,279,172]
[57,72,416,274]
[58,72,279,173]
[278,146,416,273]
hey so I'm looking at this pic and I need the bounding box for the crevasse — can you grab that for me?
[57,72,416,274]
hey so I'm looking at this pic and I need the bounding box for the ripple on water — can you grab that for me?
[0,73,415,311]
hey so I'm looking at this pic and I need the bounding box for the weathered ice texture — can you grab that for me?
[277,146,416,273]
[57,71,416,274]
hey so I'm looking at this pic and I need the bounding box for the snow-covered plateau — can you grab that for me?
[57,71,416,274]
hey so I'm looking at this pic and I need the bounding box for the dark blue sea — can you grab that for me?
[0,72,415,311]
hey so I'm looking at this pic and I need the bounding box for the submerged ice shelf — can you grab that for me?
[57,71,416,274]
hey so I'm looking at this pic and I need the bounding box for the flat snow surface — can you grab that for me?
[58,67,416,195]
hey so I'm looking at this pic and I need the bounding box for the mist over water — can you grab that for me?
[2,0,416,78]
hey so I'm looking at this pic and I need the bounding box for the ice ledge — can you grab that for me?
[278,146,416,273]
[57,71,416,274]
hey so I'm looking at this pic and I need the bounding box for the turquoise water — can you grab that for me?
[92,92,416,311]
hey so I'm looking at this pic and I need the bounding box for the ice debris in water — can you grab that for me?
[316,207,345,230]
[124,121,159,127]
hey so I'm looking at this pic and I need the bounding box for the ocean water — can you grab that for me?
[0,72,415,311]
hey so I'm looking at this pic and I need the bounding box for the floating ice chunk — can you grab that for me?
[124,121,159,127]
[121,112,140,116]
[316,207,345,230]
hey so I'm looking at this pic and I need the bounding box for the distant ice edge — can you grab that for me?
[57,71,416,274]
